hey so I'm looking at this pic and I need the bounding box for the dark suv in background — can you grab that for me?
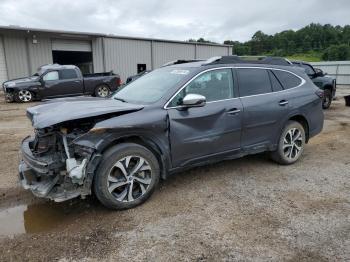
[19,56,324,210]
[292,60,336,109]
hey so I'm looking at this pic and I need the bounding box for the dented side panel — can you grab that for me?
[168,99,243,167]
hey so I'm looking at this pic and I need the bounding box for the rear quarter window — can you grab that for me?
[272,70,302,89]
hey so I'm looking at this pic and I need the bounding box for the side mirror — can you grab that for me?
[181,94,206,108]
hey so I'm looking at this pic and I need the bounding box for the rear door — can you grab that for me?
[167,68,243,168]
[237,68,290,151]
[42,69,83,98]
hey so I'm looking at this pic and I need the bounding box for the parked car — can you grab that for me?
[125,70,150,84]
[19,56,324,210]
[291,61,336,109]
[3,64,121,102]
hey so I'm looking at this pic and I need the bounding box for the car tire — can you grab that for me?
[270,120,306,165]
[93,143,160,210]
[14,90,33,103]
[322,89,332,109]
[95,85,111,98]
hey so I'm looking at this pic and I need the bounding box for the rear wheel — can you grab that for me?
[322,89,332,109]
[15,90,33,102]
[270,121,305,165]
[93,143,160,210]
[95,85,110,98]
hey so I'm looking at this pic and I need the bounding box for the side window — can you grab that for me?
[237,68,271,96]
[272,70,302,89]
[169,69,234,106]
[43,71,59,81]
[268,70,283,92]
[59,69,78,80]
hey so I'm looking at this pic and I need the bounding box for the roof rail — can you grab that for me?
[203,56,292,66]
[201,56,223,65]
[162,59,203,67]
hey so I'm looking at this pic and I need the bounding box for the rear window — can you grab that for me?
[59,69,78,80]
[272,70,301,89]
[237,68,272,96]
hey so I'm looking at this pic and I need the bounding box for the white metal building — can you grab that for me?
[0,26,232,83]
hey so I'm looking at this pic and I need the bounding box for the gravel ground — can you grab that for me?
[0,89,349,261]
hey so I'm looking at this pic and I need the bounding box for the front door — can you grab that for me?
[41,69,82,98]
[167,68,243,168]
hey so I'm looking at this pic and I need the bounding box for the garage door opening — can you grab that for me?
[52,50,93,74]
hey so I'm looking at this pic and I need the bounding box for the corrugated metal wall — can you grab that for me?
[104,38,152,80]
[0,29,233,82]
[27,37,52,74]
[153,42,196,68]
[0,36,8,84]
[196,45,230,59]
[3,33,29,79]
[92,37,104,73]
[311,61,350,85]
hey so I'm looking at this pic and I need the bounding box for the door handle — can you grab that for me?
[227,108,241,115]
[279,100,289,106]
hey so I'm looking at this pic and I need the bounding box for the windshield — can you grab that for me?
[113,67,194,104]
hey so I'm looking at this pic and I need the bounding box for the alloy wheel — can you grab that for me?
[283,128,303,160]
[97,86,110,97]
[18,90,32,102]
[107,155,152,202]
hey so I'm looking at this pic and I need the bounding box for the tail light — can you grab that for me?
[315,90,324,98]
[116,78,122,86]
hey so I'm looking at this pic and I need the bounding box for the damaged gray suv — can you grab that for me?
[19,56,324,210]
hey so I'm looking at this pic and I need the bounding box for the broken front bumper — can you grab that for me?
[19,136,80,202]
[4,91,14,102]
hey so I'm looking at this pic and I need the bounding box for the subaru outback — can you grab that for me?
[19,56,324,210]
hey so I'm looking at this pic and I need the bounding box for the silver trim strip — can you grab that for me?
[164,66,306,109]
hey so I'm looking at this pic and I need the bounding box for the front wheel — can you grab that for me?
[322,89,332,109]
[95,85,110,98]
[270,121,306,165]
[93,143,160,210]
[15,90,33,102]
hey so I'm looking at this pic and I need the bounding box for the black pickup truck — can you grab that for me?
[3,64,121,102]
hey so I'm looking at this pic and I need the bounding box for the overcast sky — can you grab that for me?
[0,0,349,43]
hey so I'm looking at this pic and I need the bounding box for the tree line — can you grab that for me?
[189,23,350,61]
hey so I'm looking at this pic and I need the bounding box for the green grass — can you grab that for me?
[286,52,322,62]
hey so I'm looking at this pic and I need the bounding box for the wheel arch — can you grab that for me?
[97,135,169,180]
[323,84,333,91]
[288,114,310,143]
[95,82,111,90]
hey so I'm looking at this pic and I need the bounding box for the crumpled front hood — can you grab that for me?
[27,97,144,129]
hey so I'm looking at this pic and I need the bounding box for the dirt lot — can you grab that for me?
[0,90,349,261]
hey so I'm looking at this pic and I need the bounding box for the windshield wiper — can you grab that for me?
[114,97,127,103]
